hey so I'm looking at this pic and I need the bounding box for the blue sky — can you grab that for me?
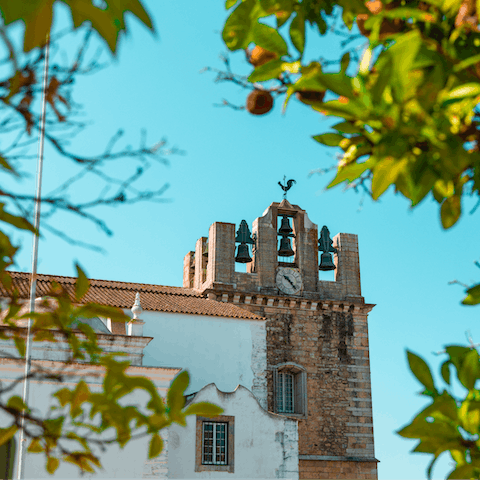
[6,1,480,478]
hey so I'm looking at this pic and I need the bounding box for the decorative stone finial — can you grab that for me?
[131,292,143,320]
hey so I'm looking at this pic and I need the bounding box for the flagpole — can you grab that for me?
[16,36,50,480]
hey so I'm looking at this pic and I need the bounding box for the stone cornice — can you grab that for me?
[203,289,374,314]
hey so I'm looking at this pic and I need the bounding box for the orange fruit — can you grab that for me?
[249,46,278,67]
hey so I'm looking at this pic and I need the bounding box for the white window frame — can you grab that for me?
[202,422,228,465]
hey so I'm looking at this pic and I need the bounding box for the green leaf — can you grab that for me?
[441,361,451,385]
[167,371,190,413]
[371,57,393,105]
[14,336,26,357]
[28,438,44,453]
[331,121,362,134]
[446,346,471,373]
[46,457,60,474]
[44,417,65,440]
[440,195,461,229]
[371,157,408,200]
[313,133,345,147]
[148,433,163,458]
[23,0,53,52]
[0,425,18,446]
[7,395,28,412]
[71,381,91,418]
[340,52,351,74]
[222,0,255,50]
[459,397,480,433]
[453,54,480,73]
[447,464,475,479]
[226,0,239,8]
[0,203,35,233]
[328,159,374,188]
[387,30,422,102]
[75,264,90,302]
[462,284,480,306]
[248,59,284,82]
[407,350,436,392]
[443,83,480,103]
[458,349,480,390]
[252,21,288,56]
[397,416,459,439]
[183,402,224,417]
[289,12,305,54]
[315,73,355,99]
[77,304,128,323]
[312,97,368,120]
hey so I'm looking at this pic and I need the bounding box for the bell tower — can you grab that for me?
[183,199,378,480]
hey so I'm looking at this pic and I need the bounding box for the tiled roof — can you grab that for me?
[2,272,263,321]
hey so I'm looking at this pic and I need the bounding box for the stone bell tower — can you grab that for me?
[183,198,378,480]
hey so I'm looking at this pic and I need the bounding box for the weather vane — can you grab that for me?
[278,176,296,199]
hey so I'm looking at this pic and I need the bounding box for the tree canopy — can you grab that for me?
[218,0,480,305]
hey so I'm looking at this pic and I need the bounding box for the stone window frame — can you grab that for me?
[195,415,235,473]
[273,362,307,418]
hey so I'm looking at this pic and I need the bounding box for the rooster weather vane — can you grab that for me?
[278,176,296,199]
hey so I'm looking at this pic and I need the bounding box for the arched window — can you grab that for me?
[273,363,307,417]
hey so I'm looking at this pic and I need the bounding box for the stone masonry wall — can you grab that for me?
[232,301,377,479]
[300,459,377,479]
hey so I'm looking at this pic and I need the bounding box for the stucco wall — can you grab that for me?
[0,358,178,479]
[139,311,267,408]
[168,384,298,479]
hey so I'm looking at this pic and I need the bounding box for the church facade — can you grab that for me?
[1,198,377,479]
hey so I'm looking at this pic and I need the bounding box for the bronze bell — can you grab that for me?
[278,215,293,235]
[319,252,335,271]
[235,243,252,263]
[278,237,294,257]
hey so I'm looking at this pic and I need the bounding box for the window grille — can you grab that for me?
[202,422,227,465]
[274,363,307,416]
[276,372,294,413]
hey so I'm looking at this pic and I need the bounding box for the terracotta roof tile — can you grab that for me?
[2,272,263,321]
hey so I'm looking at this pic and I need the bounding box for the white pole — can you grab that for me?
[16,37,50,480]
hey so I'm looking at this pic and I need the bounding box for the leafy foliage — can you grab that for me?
[0,0,154,54]
[219,0,480,303]
[0,0,223,475]
[399,346,480,479]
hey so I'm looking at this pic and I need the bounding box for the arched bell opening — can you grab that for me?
[277,214,296,266]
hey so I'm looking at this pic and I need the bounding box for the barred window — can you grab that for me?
[274,363,307,416]
[202,422,227,465]
[276,372,294,413]
[196,415,234,473]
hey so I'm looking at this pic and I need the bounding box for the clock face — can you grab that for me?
[276,267,303,295]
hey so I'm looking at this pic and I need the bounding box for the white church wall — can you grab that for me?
[168,384,299,479]
[137,311,267,408]
[0,358,178,479]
